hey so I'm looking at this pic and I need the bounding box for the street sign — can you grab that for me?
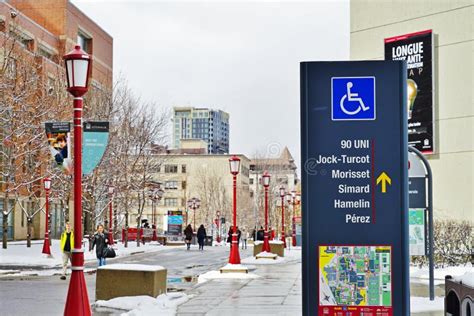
[409,177,426,209]
[409,209,426,256]
[301,61,409,316]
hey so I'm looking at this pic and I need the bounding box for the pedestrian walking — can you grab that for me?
[197,224,206,251]
[237,227,242,248]
[227,226,233,248]
[91,224,108,266]
[257,226,264,241]
[241,228,248,250]
[184,224,193,250]
[60,222,74,280]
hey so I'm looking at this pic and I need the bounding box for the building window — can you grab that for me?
[181,165,186,173]
[38,45,55,61]
[165,181,178,190]
[182,181,186,190]
[164,165,178,173]
[77,31,92,54]
[164,198,178,207]
[249,178,254,185]
[9,27,34,51]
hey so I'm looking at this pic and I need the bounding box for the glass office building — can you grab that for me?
[172,107,230,154]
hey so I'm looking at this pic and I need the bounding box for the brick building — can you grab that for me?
[0,0,113,241]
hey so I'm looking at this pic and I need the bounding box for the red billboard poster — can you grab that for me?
[384,30,434,154]
[319,245,393,316]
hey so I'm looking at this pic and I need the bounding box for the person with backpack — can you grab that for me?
[91,224,108,266]
[197,224,207,251]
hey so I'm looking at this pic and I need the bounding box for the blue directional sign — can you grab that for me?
[301,61,409,316]
[332,77,376,121]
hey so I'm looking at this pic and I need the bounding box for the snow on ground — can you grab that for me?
[94,292,190,316]
[411,296,444,313]
[410,263,473,284]
[0,239,172,268]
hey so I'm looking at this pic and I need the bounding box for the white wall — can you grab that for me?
[351,0,473,221]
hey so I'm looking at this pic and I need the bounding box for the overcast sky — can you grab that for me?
[72,0,350,170]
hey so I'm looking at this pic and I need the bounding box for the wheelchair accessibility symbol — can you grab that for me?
[332,77,376,121]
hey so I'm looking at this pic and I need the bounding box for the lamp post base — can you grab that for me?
[42,236,51,256]
[292,233,297,247]
[228,233,241,264]
[262,232,271,253]
[64,249,91,316]
[281,232,286,248]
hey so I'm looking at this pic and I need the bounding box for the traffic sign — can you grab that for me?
[301,61,409,316]
[331,77,376,121]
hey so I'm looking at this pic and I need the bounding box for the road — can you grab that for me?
[0,245,253,316]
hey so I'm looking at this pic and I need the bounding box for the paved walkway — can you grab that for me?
[178,255,302,316]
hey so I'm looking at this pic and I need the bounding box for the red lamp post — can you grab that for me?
[228,155,241,264]
[261,171,271,253]
[63,45,92,316]
[108,185,115,245]
[149,187,163,242]
[187,197,201,232]
[291,190,297,247]
[279,186,287,248]
[285,193,292,248]
[216,210,221,243]
[42,177,52,256]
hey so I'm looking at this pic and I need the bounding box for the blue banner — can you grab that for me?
[82,122,109,176]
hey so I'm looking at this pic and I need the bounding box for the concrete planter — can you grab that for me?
[253,241,285,257]
[96,264,167,301]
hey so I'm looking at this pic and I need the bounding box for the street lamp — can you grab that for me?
[279,186,287,248]
[149,187,164,241]
[261,171,271,253]
[216,210,221,243]
[285,193,292,248]
[41,177,52,256]
[108,185,115,245]
[63,44,92,316]
[290,190,297,247]
[187,197,201,232]
[228,155,241,264]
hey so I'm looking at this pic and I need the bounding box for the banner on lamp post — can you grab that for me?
[45,122,72,175]
[82,121,109,176]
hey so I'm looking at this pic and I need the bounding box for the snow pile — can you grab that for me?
[453,266,474,288]
[98,264,165,272]
[0,240,167,267]
[410,296,444,313]
[242,254,284,265]
[198,268,260,284]
[410,263,472,284]
[94,292,190,316]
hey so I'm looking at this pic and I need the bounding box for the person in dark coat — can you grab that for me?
[236,227,242,247]
[184,224,193,250]
[197,224,207,251]
[257,226,264,241]
[91,224,108,266]
[227,226,233,247]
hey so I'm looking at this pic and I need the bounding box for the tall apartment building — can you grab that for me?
[172,107,230,154]
[0,0,113,240]
[351,0,473,221]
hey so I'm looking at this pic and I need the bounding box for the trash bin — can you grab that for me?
[204,236,213,246]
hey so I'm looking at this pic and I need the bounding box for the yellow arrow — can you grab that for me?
[376,172,392,193]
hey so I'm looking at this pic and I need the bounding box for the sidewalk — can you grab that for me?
[177,251,302,316]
